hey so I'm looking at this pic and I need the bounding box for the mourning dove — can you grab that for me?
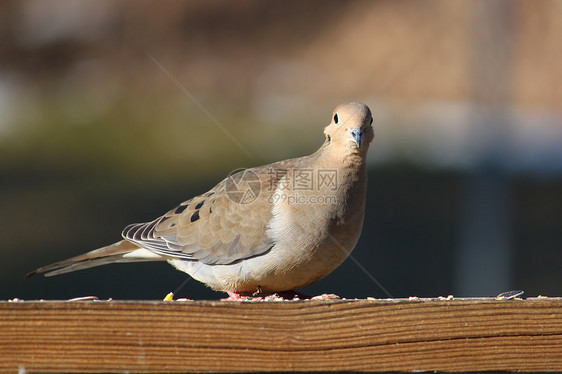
[27,102,375,299]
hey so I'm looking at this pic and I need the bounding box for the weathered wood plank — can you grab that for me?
[1,298,561,372]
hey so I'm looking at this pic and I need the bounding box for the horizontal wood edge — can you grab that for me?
[1,298,561,373]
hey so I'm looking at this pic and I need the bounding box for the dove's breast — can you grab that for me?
[259,164,367,290]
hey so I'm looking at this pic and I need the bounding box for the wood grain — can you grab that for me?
[1,298,561,372]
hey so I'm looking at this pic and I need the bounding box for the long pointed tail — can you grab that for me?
[26,240,164,278]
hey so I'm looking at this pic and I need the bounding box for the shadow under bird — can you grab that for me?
[27,102,375,300]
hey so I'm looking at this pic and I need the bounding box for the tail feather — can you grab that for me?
[26,240,165,278]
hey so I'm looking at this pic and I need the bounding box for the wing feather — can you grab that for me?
[122,168,281,265]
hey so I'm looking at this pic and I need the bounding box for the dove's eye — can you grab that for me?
[334,113,339,124]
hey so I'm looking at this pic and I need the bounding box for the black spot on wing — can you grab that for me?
[195,200,205,210]
[190,211,200,223]
[174,205,187,214]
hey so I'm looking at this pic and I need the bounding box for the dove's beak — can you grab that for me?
[347,128,363,148]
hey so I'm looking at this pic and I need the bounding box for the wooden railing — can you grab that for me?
[1,298,561,372]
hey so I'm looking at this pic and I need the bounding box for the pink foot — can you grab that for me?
[221,290,339,301]
[221,291,244,301]
[221,291,264,301]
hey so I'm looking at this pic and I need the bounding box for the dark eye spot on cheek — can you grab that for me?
[190,211,200,222]
[174,205,187,214]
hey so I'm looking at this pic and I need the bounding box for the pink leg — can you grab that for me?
[221,291,265,301]
[221,290,339,301]
[221,291,244,301]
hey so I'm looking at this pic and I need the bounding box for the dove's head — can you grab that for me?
[324,102,374,152]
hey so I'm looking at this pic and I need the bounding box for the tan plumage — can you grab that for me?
[28,102,375,295]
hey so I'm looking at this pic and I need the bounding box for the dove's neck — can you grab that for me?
[316,142,368,174]
[314,141,368,231]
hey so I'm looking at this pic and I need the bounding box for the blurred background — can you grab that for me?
[1,0,561,300]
